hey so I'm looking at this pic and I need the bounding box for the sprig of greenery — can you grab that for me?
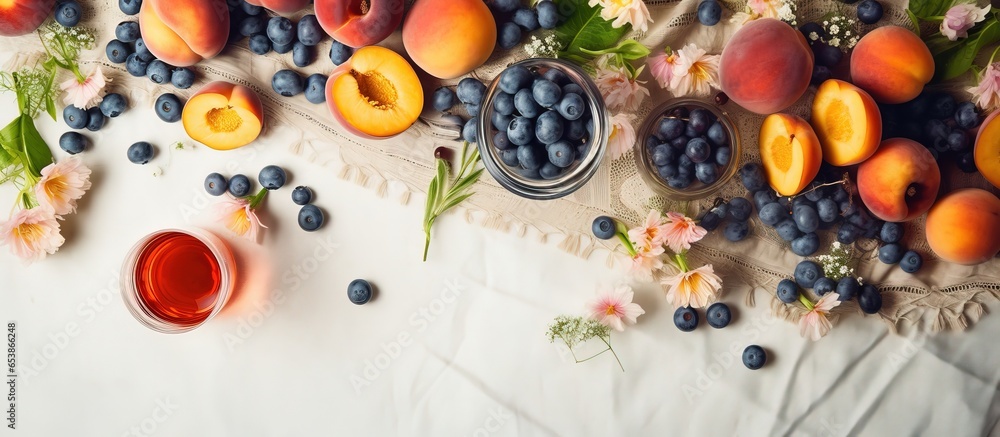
[38,22,95,83]
[546,315,623,371]
[422,142,483,261]
[553,0,630,65]
[908,2,1000,81]
[0,65,57,209]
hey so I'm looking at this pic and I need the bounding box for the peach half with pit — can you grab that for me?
[325,46,423,139]
[182,81,264,151]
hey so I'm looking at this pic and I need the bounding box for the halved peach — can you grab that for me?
[182,81,264,150]
[759,113,822,196]
[811,79,882,166]
[975,111,1000,189]
[325,46,423,139]
[139,0,230,67]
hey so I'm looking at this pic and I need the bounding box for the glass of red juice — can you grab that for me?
[121,228,235,333]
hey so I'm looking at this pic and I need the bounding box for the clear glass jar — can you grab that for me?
[634,98,742,201]
[476,58,610,200]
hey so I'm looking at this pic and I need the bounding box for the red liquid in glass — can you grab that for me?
[134,232,222,326]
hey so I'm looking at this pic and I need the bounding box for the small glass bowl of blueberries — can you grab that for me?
[634,98,741,201]
[477,58,609,200]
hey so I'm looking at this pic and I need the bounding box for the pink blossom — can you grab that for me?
[587,285,646,332]
[661,212,706,254]
[217,196,266,241]
[941,2,990,41]
[0,207,64,263]
[606,113,636,161]
[34,157,92,216]
[799,292,842,341]
[661,264,722,309]
[670,43,721,98]
[60,66,107,110]
[629,241,664,282]
[628,209,670,249]
[589,0,653,32]
[648,48,678,89]
[594,59,650,113]
[747,0,779,17]
[968,62,1000,113]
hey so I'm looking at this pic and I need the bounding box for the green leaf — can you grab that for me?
[936,19,1000,81]
[554,0,629,65]
[18,114,52,178]
[0,116,22,158]
[439,192,474,213]
[447,168,484,197]
[424,176,438,229]
[908,0,950,19]
[435,159,448,204]
[906,9,920,32]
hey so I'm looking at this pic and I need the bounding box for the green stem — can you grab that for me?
[599,336,624,372]
[675,253,690,273]
[989,44,1000,66]
[616,232,637,257]
[247,187,268,209]
[69,64,85,83]
[798,293,815,311]
[422,230,431,262]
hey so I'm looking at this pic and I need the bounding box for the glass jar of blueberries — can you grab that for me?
[634,98,741,201]
[477,58,609,200]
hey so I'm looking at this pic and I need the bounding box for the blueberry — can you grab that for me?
[492,132,512,151]
[651,143,676,167]
[535,110,564,144]
[290,74,321,105]
[900,250,922,273]
[791,232,820,256]
[228,174,251,197]
[241,1,263,15]
[536,0,559,29]
[517,145,544,170]
[684,124,699,139]
[106,39,132,64]
[462,117,478,143]
[699,210,721,231]
[272,70,304,97]
[492,112,513,131]
[168,67,194,89]
[677,155,694,175]
[542,69,569,86]
[56,1,81,27]
[711,202,729,220]
[463,103,480,117]
[754,190,777,210]
[99,93,127,118]
[706,122,727,146]
[739,163,767,192]
[839,200,857,216]
[931,93,957,119]
[817,198,838,223]
[491,0,519,12]
[668,176,693,189]
[204,173,228,196]
[856,0,883,24]
[431,87,456,112]
[329,40,352,65]
[811,65,832,86]
[673,306,699,332]
[513,88,541,118]
[290,186,313,205]
[134,38,154,62]
[125,53,149,77]
[499,66,534,95]
[657,117,684,140]
[267,17,295,45]
[562,83,584,96]
[456,78,487,106]
[955,102,979,130]
[697,0,722,26]
[547,141,575,168]
[756,202,784,227]
[249,34,272,55]
[694,162,718,185]
[508,117,534,146]
[657,164,678,181]
[813,42,843,67]
[115,21,140,43]
[592,216,617,239]
[127,141,153,164]
[858,285,882,314]
[235,15,264,37]
[794,260,823,288]
[875,222,902,244]
[723,221,749,242]
[836,277,859,301]
[539,162,561,179]
[298,204,325,232]
[153,93,183,123]
[706,302,731,328]
[347,279,373,305]
[729,197,752,221]
[946,130,969,152]
[62,105,86,130]
[498,22,522,50]
[685,137,711,163]
[557,93,585,121]
[292,42,314,67]
[296,14,323,46]
[531,79,562,109]
[259,165,287,190]
[814,277,836,296]
[688,108,712,134]
[799,22,826,42]
[837,222,862,244]
[875,242,904,264]
[498,148,520,166]
[146,60,172,84]
[742,345,766,370]
[512,8,539,31]
[492,92,515,117]
[793,204,819,233]
[85,107,105,132]
[957,151,978,173]
[119,0,141,15]
[58,132,86,155]
[273,41,294,54]
[777,279,799,303]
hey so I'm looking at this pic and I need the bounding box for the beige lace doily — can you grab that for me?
[10,0,999,334]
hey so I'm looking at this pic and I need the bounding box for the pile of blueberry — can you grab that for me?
[203,165,327,232]
[874,222,923,273]
[62,92,129,135]
[673,302,732,332]
[777,259,883,314]
[271,69,328,105]
[488,0,563,50]
[644,105,732,190]
[880,92,982,173]
[696,0,723,26]
[485,64,595,180]
[106,4,197,90]
[697,196,753,242]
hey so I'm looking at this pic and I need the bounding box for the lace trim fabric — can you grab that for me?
[9,0,997,334]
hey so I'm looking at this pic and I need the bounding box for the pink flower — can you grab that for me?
[799,292,842,341]
[0,207,64,263]
[747,0,779,17]
[594,59,650,113]
[661,264,722,309]
[34,157,92,216]
[669,43,721,98]
[60,66,107,110]
[661,212,706,254]
[968,62,1000,113]
[629,241,664,282]
[606,113,636,160]
[589,0,653,32]
[941,2,990,41]
[587,285,645,332]
[648,48,679,89]
[628,209,669,248]
[217,196,266,241]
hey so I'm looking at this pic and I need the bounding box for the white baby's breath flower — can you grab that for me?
[829,37,841,47]
[830,24,840,34]
[809,31,819,41]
